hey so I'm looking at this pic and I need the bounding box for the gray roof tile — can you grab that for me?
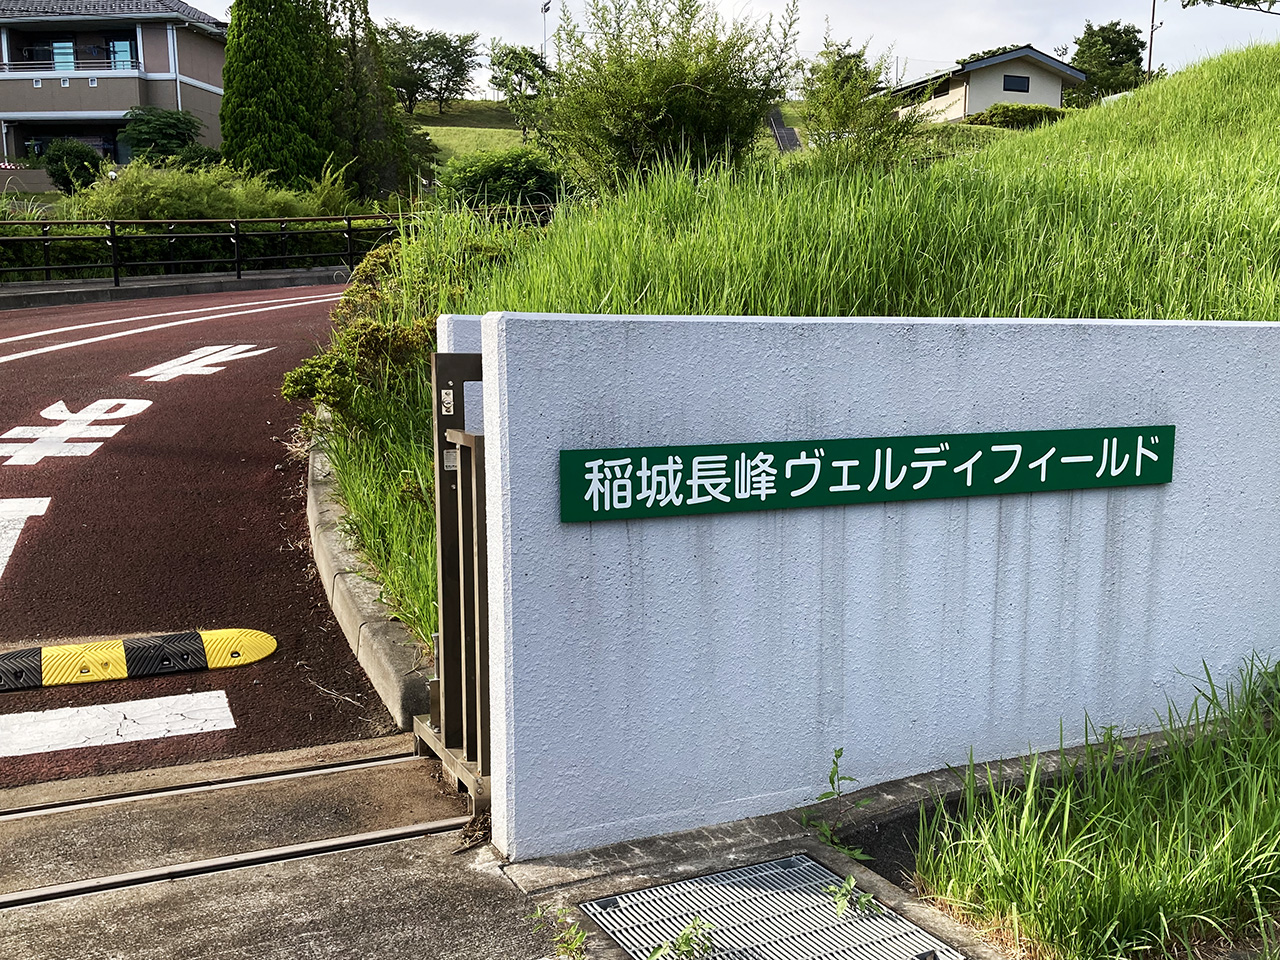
[0,0,224,26]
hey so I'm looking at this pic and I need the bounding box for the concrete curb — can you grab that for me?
[306,446,431,731]
[0,267,350,311]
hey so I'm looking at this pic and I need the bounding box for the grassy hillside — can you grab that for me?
[307,43,1280,651]
[411,100,523,165]
[449,43,1280,323]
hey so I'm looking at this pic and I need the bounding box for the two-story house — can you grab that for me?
[0,0,226,162]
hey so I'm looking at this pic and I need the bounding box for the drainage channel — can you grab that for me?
[0,815,472,910]
[0,751,418,820]
[0,750,473,905]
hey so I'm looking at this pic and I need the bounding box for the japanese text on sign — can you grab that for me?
[560,426,1175,522]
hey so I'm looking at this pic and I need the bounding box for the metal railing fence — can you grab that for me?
[0,215,403,286]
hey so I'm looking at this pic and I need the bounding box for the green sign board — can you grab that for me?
[560,425,1174,523]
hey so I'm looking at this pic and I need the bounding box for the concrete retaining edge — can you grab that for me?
[306,445,431,730]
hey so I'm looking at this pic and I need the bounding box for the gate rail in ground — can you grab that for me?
[415,351,491,812]
[0,215,403,286]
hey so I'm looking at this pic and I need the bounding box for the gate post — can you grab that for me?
[415,353,487,809]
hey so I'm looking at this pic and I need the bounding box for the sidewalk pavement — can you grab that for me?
[1,735,1005,960]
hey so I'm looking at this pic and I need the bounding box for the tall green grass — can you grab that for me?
[323,361,438,644]
[304,206,533,647]
[916,659,1280,959]
[449,43,1280,323]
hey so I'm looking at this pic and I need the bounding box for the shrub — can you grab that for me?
[801,36,930,170]
[437,146,560,206]
[966,102,1067,129]
[118,106,203,157]
[73,162,315,220]
[169,143,222,168]
[42,139,102,194]
[542,0,798,194]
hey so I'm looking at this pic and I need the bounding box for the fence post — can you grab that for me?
[41,223,51,282]
[232,220,242,279]
[108,221,119,287]
[344,216,354,272]
[166,222,175,275]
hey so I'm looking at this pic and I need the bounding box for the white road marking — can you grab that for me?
[131,344,277,382]
[0,291,341,347]
[0,497,50,582]
[0,691,237,758]
[0,399,152,465]
[0,296,342,365]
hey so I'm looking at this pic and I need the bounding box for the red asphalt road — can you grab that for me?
[0,286,402,788]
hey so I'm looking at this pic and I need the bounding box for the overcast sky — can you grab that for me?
[185,0,1280,87]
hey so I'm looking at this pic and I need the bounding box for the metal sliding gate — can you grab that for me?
[414,352,491,810]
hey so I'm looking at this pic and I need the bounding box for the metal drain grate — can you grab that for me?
[580,854,968,960]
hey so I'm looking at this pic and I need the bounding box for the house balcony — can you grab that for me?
[0,58,142,72]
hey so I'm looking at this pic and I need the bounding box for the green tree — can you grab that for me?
[421,31,482,114]
[488,42,552,140]
[377,20,433,114]
[542,0,799,195]
[1064,20,1148,106]
[118,106,203,156]
[220,0,333,185]
[802,37,928,168]
[330,0,408,197]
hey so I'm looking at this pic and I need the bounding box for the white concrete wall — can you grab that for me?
[438,314,484,434]
[481,313,1280,861]
[967,58,1065,114]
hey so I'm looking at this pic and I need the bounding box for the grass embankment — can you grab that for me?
[410,100,523,165]
[450,44,1280,321]
[917,661,1280,959]
[313,43,1280,645]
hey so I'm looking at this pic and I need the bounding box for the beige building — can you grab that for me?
[0,0,226,161]
[893,46,1085,122]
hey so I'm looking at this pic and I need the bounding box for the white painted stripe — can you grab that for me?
[0,691,236,758]
[0,296,342,365]
[0,497,49,582]
[0,291,340,347]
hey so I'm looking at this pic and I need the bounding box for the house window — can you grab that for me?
[60,76,69,87]
[51,39,74,70]
[1003,74,1030,93]
[32,78,41,88]
[108,38,134,69]
[932,78,950,98]
[88,77,98,87]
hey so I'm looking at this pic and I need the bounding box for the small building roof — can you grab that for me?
[891,45,1085,97]
[0,0,224,27]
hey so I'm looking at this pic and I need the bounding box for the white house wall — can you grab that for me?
[967,59,1066,114]
[922,83,966,122]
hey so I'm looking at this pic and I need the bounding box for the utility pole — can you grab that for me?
[541,0,551,59]
[1148,0,1163,75]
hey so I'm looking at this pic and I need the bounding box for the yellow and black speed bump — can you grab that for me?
[0,629,275,692]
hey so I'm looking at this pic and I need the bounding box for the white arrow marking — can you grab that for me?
[0,497,50,583]
[131,344,277,382]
